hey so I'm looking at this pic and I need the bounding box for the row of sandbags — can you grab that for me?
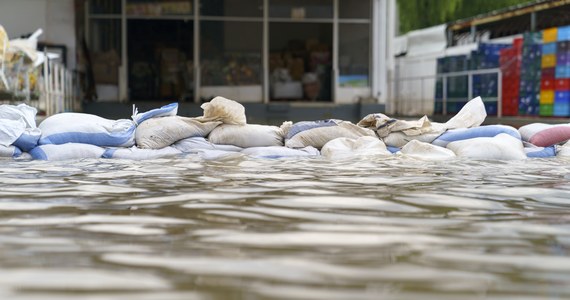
[2,96,570,161]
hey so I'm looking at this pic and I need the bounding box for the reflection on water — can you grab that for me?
[1,155,570,299]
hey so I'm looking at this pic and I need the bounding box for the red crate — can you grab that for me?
[513,38,523,50]
[542,67,555,79]
[541,78,555,90]
[555,78,570,91]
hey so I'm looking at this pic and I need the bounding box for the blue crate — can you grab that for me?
[555,90,570,102]
[556,65,570,78]
[558,26,570,41]
[553,103,570,116]
[543,42,557,55]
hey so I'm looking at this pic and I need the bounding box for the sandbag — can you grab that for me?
[387,146,401,154]
[446,133,526,160]
[183,149,243,160]
[285,121,375,149]
[382,132,442,148]
[103,146,181,160]
[135,116,221,149]
[284,120,337,140]
[39,113,135,147]
[321,136,391,159]
[557,141,570,157]
[208,124,283,148]
[431,125,520,147]
[132,102,178,125]
[241,146,320,158]
[13,128,41,151]
[524,145,557,158]
[29,143,105,161]
[0,103,37,147]
[196,96,246,125]
[173,137,243,152]
[357,96,486,139]
[518,123,570,147]
[400,140,456,160]
[0,144,22,158]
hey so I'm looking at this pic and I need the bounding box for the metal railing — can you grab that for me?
[0,55,76,117]
[41,56,76,116]
[390,68,503,117]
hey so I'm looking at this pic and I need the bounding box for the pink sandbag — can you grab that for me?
[519,123,570,147]
[530,126,570,147]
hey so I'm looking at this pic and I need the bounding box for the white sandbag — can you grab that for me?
[446,133,526,160]
[286,121,375,149]
[135,116,221,149]
[29,143,105,161]
[443,96,487,130]
[173,137,243,152]
[382,132,442,148]
[208,124,283,148]
[400,140,456,160]
[518,123,570,147]
[556,140,570,157]
[197,96,246,125]
[321,136,391,159]
[357,96,486,139]
[0,103,37,128]
[241,146,320,158]
[39,113,135,147]
[132,102,178,125]
[431,125,520,147]
[0,103,37,146]
[284,120,338,140]
[102,146,181,160]
[0,144,22,158]
[183,149,243,160]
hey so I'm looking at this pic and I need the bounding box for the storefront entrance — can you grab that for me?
[86,0,373,104]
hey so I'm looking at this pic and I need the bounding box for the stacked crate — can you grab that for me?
[499,38,523,116]
[471,43,511,115]
[554,25,570,117]
[434,55,469,114]
[519,32,543,116]
[539,27,557,116]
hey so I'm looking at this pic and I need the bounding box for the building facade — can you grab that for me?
[86,0,395,105]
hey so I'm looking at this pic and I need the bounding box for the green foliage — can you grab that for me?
[397,0,530,34]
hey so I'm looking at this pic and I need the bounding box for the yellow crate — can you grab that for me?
[540,90,555,104]
[542,54,557,68]
[543,27,558,43]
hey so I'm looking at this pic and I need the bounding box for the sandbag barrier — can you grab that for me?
[3,96,570,161]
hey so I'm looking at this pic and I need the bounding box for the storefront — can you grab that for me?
[86,0,391,104]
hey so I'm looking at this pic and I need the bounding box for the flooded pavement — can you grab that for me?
[1,155,570,299]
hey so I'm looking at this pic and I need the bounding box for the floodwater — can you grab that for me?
[1,154,570,300]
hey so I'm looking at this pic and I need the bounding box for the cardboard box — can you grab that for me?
[92,50,120,84]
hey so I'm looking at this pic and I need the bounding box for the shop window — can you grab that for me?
[200,21,262,86]
[339,23,370,87]
[339,0,371,19]
[200,0,263,17]
[89,20,122,87]
[90,0,122,14]
[269,0,333,19]
[269,22,332,101]
[128,20,194,101]
[126,0,193,16]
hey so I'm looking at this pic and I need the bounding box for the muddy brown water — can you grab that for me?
[1,155,570,299]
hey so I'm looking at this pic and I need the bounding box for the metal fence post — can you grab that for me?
[497,69,502,118]
[442,75,447,116]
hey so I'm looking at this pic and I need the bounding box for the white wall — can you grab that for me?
[0,0,76,69]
